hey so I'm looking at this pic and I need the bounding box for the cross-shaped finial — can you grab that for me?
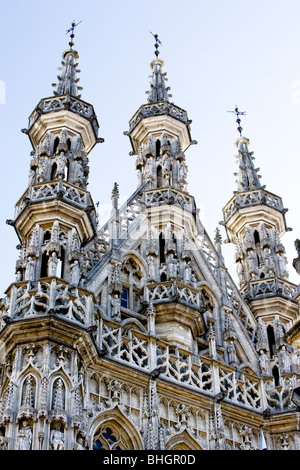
[66,21,82,49]
[150,32,162,58]
[227,106,246,136]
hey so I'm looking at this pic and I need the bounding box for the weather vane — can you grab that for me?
[150,32,162,58]
[66,21,82,49]
[227,106,246,136]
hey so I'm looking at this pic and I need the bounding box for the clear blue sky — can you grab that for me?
[1,0,300,295]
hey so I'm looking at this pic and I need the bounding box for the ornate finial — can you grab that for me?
[66,21,82,49]
[227,106,246,136]
[150,32,162,58]
[111,182,119,198]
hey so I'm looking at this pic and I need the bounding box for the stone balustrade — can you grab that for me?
[223,188,285,223]
[14,181,92,219]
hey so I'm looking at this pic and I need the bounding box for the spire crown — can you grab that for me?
[146,58,171,104]
[234,136,262,192]
[52,48,82,98]
[52,21,83,98]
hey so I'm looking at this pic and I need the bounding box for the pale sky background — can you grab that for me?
[1,0,300,296]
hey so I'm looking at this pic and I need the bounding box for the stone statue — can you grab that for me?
[56,151,68,179]
[162,154,171,186]
[17,420,32,450]
[227,341,238,367]
[144,156,154,187]
[70,259,81,286]
[258,350,270,375]
[73,160,84,186]
[184,261,192,283]
[178,160,187,183]
[236,259,245,284]
[263,247,275,276]
[50,423,64,450]
[111,294,121,321]
[25,256,36,281]
[74,435,85,450]
[147,255,156,280]
[168,254,178,279]
[28,168,36,185]
[48,252,58,277]
[246,249,258,280]
[37,157,48,182]
[278,253,288,278]
[278,345,291,373]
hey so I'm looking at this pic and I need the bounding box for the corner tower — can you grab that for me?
[127,36,194,194]
[123,37,207,350]
[222,110,299,359]
[13,31,103,287]
[0,27,104,450]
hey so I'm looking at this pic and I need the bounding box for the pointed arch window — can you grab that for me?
[41,252,49,278]
[51,377,66,411]
[254,230,260,244]
[121,258,143,311]
[93,425,129,450]
[159,233,166,264]
[267,325,276,358]
[53,137,59,155]
[157,165,163,188]
[21,374,36,410]
[272,365,280,387]
[155,139,161,158]
[51,162,57,181]
[59,247,65,278]
[121,288,129,309]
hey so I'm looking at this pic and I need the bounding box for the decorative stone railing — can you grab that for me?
[241,278,298,301]
[223,188,285,223]
[98,318,149,370]
[1,285,299,413]
[95,318,300,413]
[143,187,195,212]
[219,365,262,409]
[0,278,94,326]
[156,342,213,391]
[28,95,99,136]
[144,281,201,310]
[15,181,92,219]
[129,102,189,133]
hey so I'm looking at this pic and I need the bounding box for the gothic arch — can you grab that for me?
[19,373,38,409]
[122,317,147,334]
[122,251,148,276]
[89,405,143,450]
[18,368,42,406]
[165,429,202,450]
[198,282,217,312]
[237,362,258,376]
[48,371,72,413]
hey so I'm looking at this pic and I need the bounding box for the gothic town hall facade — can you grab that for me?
[1,35,300,452]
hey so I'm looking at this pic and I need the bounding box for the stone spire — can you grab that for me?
[234,137,262,192]
[145,34,171,104]
[146,58,172,104]
[222,114,298,344]
[52,49,83,98]
[52,22,83,98]
[127,37,193,189]
[11,28,102,289]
